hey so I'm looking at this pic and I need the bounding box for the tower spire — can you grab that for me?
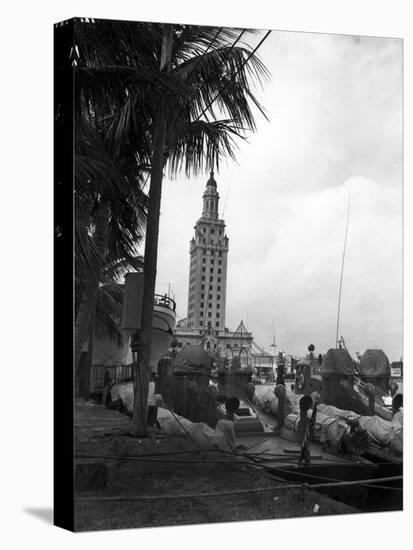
[202,171,219,219]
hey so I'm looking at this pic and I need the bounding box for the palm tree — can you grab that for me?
[126,24,269,435]
[73,109,148,378]
[72,20,270,432]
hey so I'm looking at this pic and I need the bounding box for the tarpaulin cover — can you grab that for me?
[320,348,354,376]
[318,403,403,453]
[253,385,301,417]
[358,349,391,377]
[284,410,348,451]
[157,407,236,452]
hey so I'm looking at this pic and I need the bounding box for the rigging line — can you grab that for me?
[196,30,271,122]
[222,181,231,216]
[335,182,352,347]
[185,27,224,82]
[176,28,244,121]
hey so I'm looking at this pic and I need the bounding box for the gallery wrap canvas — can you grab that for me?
[54,17,403,532]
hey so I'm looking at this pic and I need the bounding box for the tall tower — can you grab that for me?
[187,171,229,330]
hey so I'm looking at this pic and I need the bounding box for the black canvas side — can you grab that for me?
[54,17,75,532]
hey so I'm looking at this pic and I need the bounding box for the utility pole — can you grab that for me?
[131,25,174,435]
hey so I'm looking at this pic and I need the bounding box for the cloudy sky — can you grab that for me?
[153,29,402,362]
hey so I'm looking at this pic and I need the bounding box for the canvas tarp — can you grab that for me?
[318,403,403,454]
[358,349,391,377]
[157,407,237,452]
[320,348,354,376]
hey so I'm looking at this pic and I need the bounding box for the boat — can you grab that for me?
[90,272,176,400]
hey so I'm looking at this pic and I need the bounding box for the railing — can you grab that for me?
[90,364,133,393]
[154,293,176,312]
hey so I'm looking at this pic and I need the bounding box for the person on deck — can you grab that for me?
[298,393,319,466]
[101,369,112,406]
[224,396,240,421]
[392,394,403,427]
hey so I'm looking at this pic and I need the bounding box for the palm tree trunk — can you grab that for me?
[74,201,110,382]
[131,25,173,435]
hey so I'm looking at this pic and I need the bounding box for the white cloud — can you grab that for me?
[154,30,402,362]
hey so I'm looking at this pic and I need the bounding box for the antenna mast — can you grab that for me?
[336,184,352,347]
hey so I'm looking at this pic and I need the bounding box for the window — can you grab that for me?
[200,311,204,318]
[201,293,204,299]
[209,276,213,281]
[216,322,219,328]
[203,258,206,264]
[201,284,205,290]
[202,267,205,272]
[218,260,222,265]
[203,228,206,233]
[217,286,221,291]
[218,278,221,283]
[208,312,212,318]
[200,320,203,326]
[202,276,205,281]
[219,251,222,257]
[210,268,213,273]
[216,313,220,318]
[218,268,222,274]
[211,229,215,234]
[209,294,212,300]
[217,304,220,309]
[217,295,221,300]
[200,303,204,308]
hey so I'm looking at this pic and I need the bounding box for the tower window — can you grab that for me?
[217,286,221,291]
[217,304,220,309]
[218,268,222,274]
[218,278,221,283]
[218,260,222,265]
[202,276,205,281]
[217,295,221,300]
[208,312,212,318]
[216,313,220,318]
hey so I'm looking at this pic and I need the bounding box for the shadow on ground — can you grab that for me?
[24,508,53,525]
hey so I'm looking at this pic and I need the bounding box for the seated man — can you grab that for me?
[224,396,240,421]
